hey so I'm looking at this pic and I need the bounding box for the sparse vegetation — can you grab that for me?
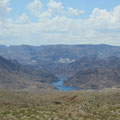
[0,89,120,120]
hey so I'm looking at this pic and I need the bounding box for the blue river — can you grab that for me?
[51,76,81,92]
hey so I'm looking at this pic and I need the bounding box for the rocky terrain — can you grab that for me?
[64,67,120,90]
[52,56,120,76]
[0,89,120,120]
[1,44,120,90]
[0,44,120,119]
[63,56,120,90]
[0,56,58,91]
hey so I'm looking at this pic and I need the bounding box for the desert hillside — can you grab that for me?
[0,56,58,91]
[0,89,120,120]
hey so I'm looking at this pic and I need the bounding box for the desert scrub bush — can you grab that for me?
[0,90,120,120]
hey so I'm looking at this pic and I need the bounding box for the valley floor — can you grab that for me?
[0,89,120,120]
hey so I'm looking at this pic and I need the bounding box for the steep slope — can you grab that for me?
[0,56,58,90]
[64,67,120,90]
[52,56,120,76]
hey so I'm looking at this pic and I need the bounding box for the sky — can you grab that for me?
[0,0,120,46]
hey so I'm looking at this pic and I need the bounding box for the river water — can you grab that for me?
[51,76,80,92]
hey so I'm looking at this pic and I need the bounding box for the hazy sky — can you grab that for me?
[0,0,120,46]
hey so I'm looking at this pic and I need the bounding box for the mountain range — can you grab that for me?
[1,44,120,75]
[1,44,120,90]
[0,44,120,63]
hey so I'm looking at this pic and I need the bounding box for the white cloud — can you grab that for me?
[0,0,120,46]
[16,13,31,24]
[38,9,52,21]
[47,0,84,16]
[0,0,12,21]
[48,0,64,10]
[27,0,43,17]
[88,6,120,30]
[111,6,120,26]
[67,8,84,16]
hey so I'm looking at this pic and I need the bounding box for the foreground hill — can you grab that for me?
[64,67,120,90]
[0,89,120,120]
[0,56,58,91]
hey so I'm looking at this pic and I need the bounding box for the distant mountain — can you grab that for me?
[64,56,120,90]
[64,66,120,90]
[53,56,120,76]
[1,44,120,76]
[1,44,120,90]
[0,56,58,90]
